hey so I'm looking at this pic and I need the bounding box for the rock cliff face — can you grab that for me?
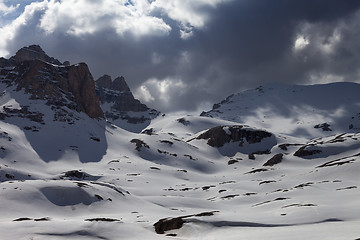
[95,74,159,126]
[10,45,62,65]
[1,45,159,127]
[0,45,104,119]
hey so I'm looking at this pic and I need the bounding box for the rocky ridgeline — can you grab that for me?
[0,45,158,125]
[0,45,103,120]
[96,75,159,124]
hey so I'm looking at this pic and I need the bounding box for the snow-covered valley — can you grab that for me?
[0,46,359,240]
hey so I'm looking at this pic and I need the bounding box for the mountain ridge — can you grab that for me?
[201,81,360,139]
[0,45,359,239]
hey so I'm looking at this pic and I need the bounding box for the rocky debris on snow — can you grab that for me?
[177,117,190,125]
[62,170,87,179]
[294,145,322,158]
[13,217,50,222]
[154,211,218,234]
[278,143,302,151]
[263,153,283,166]
[245,168,269,174]
[252,197,290,207]
[61,170,100,180]
[131,139,150,151]
[85,218,121,222]
[228,159,239,165]
[141,128,156,135]
[0,106,44,123]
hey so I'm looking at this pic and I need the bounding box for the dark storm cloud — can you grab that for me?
[2,0,360,113]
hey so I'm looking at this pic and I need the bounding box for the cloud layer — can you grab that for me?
[1,0,360,113]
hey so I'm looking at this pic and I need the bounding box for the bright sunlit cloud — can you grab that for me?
[294,35,309,51]
[0,0,20,15]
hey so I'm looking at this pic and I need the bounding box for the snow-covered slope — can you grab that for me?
[201,82,360,140]
[1,109,359,239]
[0,47,359,239]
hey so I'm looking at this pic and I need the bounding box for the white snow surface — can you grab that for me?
[0,81,359,239]
[203,82,360,140]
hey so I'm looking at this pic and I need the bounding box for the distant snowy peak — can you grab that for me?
[95,74,159,132]
[201,82,360,138]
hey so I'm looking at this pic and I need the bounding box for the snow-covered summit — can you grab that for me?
[201,82,360,139]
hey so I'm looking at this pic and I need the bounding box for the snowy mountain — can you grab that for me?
[201,82,360,139]
[0,46,359,240]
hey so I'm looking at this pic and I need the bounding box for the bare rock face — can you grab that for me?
[10,45,62,65]
[96,75,159,124]
[196,125,273,148]
[96,75,146,112]
[68,63,104,118]
[1,45,103,119]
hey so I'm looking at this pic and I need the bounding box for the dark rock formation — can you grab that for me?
[0,46,104,119]
[67,63,103,118]
[314,123,332,131]
[154,211,217,234]
[294,145,322,158]
[10,45,62,65]
[95,75,159,124]
[154,217,185,234]
[130,139,150,151]
[196,125,273,148]
[263,153,283,166]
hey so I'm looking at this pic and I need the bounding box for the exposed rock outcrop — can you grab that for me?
[0,45,103,119]
[294,145,322,158]
[10,45,62,65]
[196,125,273,148]
[95,75,159,125]
[67,63,103,118]
[263,153,283,166]
[96,75,147,112]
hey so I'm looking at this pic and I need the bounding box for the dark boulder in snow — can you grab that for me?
[196,125,272,148]
[263,153,283,166]
[154,217,185,234]
[294,145,322,158]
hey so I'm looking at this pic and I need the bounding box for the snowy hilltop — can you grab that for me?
[0,46,359,240]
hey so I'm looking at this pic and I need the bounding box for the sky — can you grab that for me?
[1,0,360,113]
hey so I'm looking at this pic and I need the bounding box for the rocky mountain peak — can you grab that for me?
[95,75,159,131]
[96,75,130,92]
[95,75,148,112]
[1,46,104,119]
[112,76,131,92]
[10,45,62,65]
[96,75,112,89]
